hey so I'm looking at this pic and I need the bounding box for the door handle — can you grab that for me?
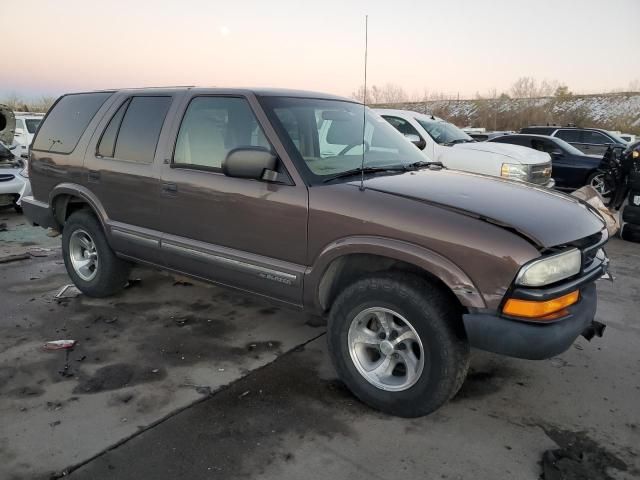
[88,170,100,182]
[162,182,178,195]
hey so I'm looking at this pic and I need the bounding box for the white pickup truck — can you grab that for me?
[375,109,554,187]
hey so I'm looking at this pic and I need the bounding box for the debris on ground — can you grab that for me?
[55,284,81,302]
[125,278,142,289]
[541,427,628,480]
[43,340,78,377]
[0,253,30,264]
[238,390,250,399]
[43,340,78,351]
[46,228,61,238]
[182,383,212,395]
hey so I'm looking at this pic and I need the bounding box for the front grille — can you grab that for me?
[574,230,607,272]
[0,174,15,182]
[530,162,552,185]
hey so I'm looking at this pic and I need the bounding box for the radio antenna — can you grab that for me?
[359,14,368,192]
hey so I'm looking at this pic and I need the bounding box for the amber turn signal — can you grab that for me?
[503,290,579,320]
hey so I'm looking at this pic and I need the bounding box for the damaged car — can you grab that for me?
[22,88,609,417]
[0,105,31,212]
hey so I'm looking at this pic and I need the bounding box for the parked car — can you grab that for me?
[467,131,514,142]
[13,113,44,159]
[489,134,602,191]
[376,110,554,187]
[0,106,31,212]
[520,126,628,157]
[23,88,609,417]
[0,141,31,212]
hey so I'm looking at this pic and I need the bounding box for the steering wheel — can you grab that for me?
[339,141,370,156]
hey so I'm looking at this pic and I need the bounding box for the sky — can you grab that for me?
[2,0,640,100]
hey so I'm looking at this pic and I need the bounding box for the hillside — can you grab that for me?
[374,92,640,134]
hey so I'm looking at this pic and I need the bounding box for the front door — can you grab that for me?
[157,94,308,305]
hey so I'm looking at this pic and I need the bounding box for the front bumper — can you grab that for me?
[0,172,31,205]
[463,282,599,360]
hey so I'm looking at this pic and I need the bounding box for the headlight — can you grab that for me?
[501,163,530,181]
[516,248,581,287]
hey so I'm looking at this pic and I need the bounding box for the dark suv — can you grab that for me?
[520,126,628,157]
[22,88,609,417]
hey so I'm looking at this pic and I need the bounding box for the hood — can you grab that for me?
[454,141,550,165]
[0,104,16,146]
[350,169,605,248]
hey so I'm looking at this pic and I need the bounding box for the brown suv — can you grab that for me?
[22,88,609,417]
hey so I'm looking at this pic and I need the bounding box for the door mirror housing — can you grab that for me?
[404,133,426,150]
[223,147,278,180]
[550,149,563,158]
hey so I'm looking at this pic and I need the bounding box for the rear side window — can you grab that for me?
[112,96,171,163]
[97,99,130,158]
[555,129,581,143]
[32,92,112,153]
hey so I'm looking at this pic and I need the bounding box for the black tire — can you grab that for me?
[327,273,470,418]
[622,204,640,225]
[62,210,130,297]
[621,223,640,243]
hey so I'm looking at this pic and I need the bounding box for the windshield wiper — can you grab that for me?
[406,160,445,170]
[444,138,472,146]
[322,166,406,183]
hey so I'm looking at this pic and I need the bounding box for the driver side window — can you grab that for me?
[173,96,270,169]
[382,116,422,139]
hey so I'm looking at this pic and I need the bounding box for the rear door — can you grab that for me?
[157,94,308,305]
[85,93,178,263]
[579,130,612,157]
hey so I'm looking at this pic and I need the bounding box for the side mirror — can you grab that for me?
[222,147,278,180]
[14,128,24,136]
[550,149,563,158]
[404,133,426,150]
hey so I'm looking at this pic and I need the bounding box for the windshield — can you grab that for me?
[607,131,629,145]
[25,118,41,134]
[261,97,427,180]
[415,118,473,145]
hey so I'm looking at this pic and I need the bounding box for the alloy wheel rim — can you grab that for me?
[347,307,425,392]
[69,229,99,281]
[590,174,611,196]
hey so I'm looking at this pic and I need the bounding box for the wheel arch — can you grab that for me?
[307,236,486,313]
[49,183,108,229]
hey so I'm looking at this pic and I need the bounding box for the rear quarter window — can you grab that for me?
[32,92,113,154]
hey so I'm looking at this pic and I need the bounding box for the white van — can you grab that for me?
[376,109,554,187]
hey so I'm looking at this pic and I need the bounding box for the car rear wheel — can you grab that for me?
[62,210,130,297]
[328,273,470,417]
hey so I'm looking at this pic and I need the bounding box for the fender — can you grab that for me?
[49,182,110,228]
[304,235,486,311]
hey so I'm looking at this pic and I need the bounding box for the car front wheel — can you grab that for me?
[328,273,470,417]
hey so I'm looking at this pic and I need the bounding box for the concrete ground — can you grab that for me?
[1,209,639,480]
